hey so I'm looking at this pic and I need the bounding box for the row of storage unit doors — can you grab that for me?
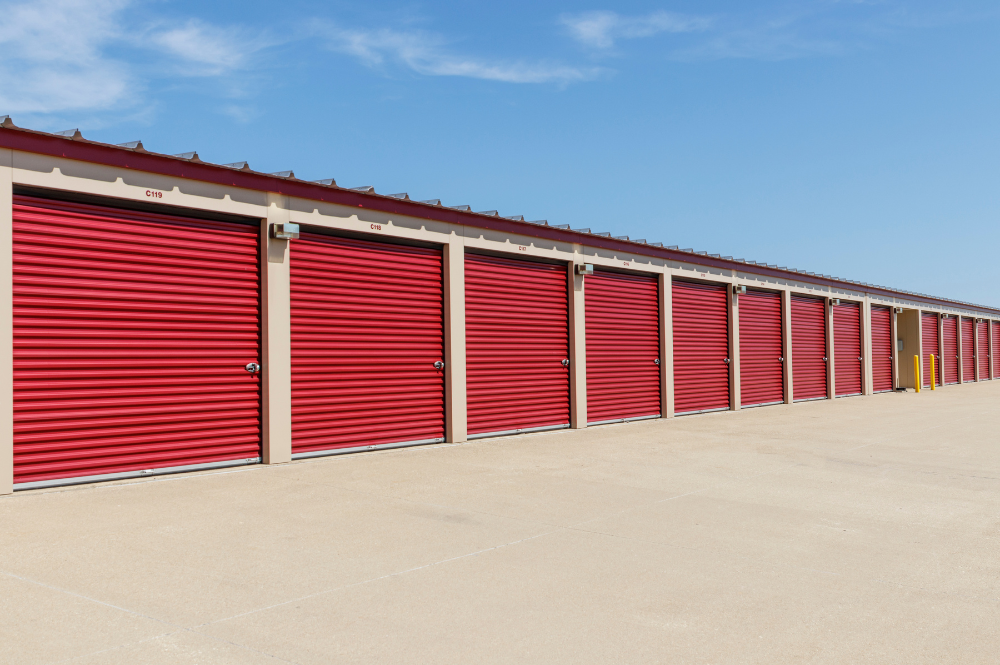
[920,312,999,387]
[8,196,987,488]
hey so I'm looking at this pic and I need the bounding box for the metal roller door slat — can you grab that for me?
[290,233,445,456]
[941,316,958,385]
[586,270,660,423]
[920,312,940,387]
[12,196,262,487]
[871,306,893,392]
[673,281,730,414]
[466,254,570,436]
[791,295,827,401]
[833,301,863,397]
[739,289,783,408]
[993,322,1000,380]
[977,320,989,381]
[961,317,975,382]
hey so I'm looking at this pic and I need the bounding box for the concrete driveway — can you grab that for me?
[3,383,999,664]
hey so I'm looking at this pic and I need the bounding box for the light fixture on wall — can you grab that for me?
[733,285,746,295]
[575,264,593,276]
[271,223,300,240]
[830,298,841,306]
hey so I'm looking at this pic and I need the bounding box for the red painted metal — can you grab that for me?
[993,321,1000,380]
[12,195,261,485]
[465,254,569,435]
[921,312,940,388]
[870,306,893,393]
[672,281,730,414]
[833,301,863,396]
[585,270,660,422]
[977,319,989,381]
[3,128,1000,320]
[738,289,783,407]
[941,316,958,385]
[289,233,444,454]
[791,295,827,400]
[961,317,975,382]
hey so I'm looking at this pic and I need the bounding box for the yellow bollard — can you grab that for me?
[930,354,936,390]
[914,355,921,393]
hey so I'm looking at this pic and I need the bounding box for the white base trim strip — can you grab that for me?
[835,392,862,398]
[14,457,261,491]
[794,396,829,403]
[467,424,570,440]
[675,407,730,416]
[740,401,784,409]
[291,438,446,460]
[587,414,661,426]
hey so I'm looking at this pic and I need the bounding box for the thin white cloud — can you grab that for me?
[320,24,602,84]
[561,10,711,50]
[141,20,269,76]
[0,0,130,113]
[0,0,268,116]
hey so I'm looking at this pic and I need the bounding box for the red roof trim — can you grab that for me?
[2,126,997,315]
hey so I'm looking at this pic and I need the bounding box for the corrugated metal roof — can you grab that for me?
[0,115,995,313]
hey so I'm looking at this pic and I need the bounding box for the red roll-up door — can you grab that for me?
[585,270,660,423]
[13,196,261,487]
[672,281,730,414]
[791,295,827,401]
[942,316,958,385]
[977,320,989,381]
[871,306,893,393]
[993,321,1000,380]
[466,254,569,436]
[738,289,783,407]
[833,301,862,397]
[289,234,444,456]
[961,317,975,382]
[921,312,940,388]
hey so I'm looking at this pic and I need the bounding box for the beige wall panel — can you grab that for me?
[659,274,674,418]
[0,149,12,494]
[826,298,836,399]
[862,298,874,395]
[569,260,586,428]
[261,196,292,464]
[782,289,793,404]
[729,287,740,410]
[443,239,468,443]
[895,310,920,389]
[287,198,456,245]
[12,153,269,218]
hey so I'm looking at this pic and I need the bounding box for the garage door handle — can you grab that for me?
[654,358,660,365]
[245,362,260,374]
[433,361,444,370]
[561,359,570,367]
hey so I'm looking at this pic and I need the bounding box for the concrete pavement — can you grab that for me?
[2,382,999,664]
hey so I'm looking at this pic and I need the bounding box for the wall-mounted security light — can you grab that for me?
[733,285,746,295]
[271,223,299,240]
[575,264,593,276]
[894,308,904,314]
[830,298,841,306]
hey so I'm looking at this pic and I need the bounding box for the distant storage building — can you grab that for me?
[0,118,996,492]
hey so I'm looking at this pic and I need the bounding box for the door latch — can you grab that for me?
[245,362,260,374]
[433,361,444,370]
[561,359,570,367]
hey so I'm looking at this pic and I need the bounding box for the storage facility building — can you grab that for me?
[1,117,997,493]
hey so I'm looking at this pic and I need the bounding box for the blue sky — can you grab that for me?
[2,0,998,306]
